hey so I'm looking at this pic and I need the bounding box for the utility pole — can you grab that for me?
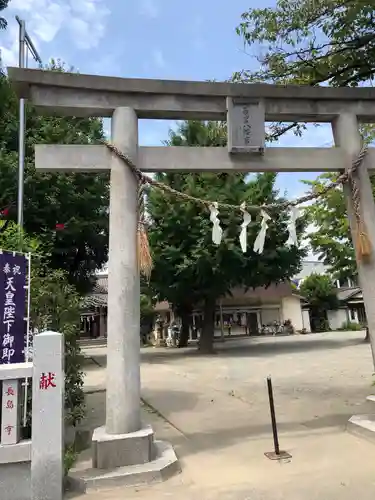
[15,16,42,232]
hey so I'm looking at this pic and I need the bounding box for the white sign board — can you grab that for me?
[1,379,20,445]
[227,97,265,154]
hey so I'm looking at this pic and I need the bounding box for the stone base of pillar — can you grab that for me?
[66,425,180,493]
[347,395,375,445]
[92,424,154,469]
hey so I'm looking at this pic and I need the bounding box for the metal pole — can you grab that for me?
[25,34,42,65]
[15,16,42,64]
[15,16,42,234]
[267,376,280,455]
[17,19,26,231]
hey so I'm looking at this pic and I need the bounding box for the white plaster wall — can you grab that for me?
[327,309,348,330]
[302,310,311,332]
[281,296,304,331]
[260,308,280,325]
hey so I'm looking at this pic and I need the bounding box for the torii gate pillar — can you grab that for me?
[89,108,179,485]
[332,113,375,367]
[105,107,141,435]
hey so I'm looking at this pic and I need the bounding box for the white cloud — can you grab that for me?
[0,22,19,66]
[0,0,110,67]
[152,48,165,69]
[139,0,158,18]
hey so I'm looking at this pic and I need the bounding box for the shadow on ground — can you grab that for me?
[82,335,366,370]
[139,336,365,364]
[80,390,355,462]
[168,414,352,457]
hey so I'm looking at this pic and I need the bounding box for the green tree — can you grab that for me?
[300,273,339,331]
[0,60,109,292]
[150,121,228,347]
[0,0,9,30]
[303,174,356,281]
[148,120,306,352]
[234,0,375,141]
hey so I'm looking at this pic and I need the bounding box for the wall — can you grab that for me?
[221,282,294,306]
[0,462,30,500]
[327,308,348,330]
[302,310,311,333]
[260,308,280,325]
[281,296,304,331]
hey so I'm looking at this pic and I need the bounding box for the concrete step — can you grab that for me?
[347,414,375,444]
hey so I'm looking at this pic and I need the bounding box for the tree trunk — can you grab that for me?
[178,309,191,348]
[199,296,216,354]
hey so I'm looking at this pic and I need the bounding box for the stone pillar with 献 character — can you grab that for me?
[31,330,64,500]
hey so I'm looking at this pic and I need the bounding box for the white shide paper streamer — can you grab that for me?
[209,202,223,245]
[285,206,300,247]
[253,210,271,254]
[239,202,251,253]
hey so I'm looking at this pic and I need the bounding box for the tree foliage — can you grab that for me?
[304,151,375,280]
[303,175,355,281]
[0,60,109,292]
[148,120,306,352]
[300,273,339,311]
[234,0,375,140]
[0,0,9,30]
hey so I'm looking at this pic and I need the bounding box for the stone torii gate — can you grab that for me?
[8,67,375,486]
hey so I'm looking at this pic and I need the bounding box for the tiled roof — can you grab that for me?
[82,275,108,308]
[81,294,108,308]
[337,286,362,302]
[93,276,108,294]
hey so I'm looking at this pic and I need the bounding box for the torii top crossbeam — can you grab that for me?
[7,67,375,174]
[7,67,375,122]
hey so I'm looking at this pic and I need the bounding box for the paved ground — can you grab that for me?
[69,331,375,499]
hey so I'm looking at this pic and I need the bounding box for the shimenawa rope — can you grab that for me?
[103,140,371,273]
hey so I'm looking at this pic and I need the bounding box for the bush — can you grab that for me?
[339,321,364,331]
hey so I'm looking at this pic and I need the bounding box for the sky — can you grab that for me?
[0,0,334,200]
